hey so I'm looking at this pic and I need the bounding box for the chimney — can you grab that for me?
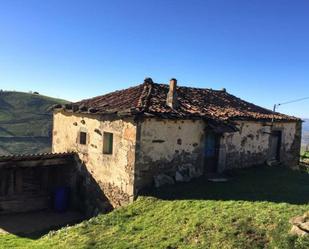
[166,78,178,109]
[144,77,153,84]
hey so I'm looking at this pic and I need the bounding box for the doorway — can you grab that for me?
[269,130,282,161]
[204,131,220,174]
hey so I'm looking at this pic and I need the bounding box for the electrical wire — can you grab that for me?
[277,96,309,106]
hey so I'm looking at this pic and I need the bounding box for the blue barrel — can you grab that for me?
[54,187,70,212]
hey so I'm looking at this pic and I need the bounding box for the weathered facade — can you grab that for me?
[52,78,302,208]
[218,120,301,171]
[53,112,137,207]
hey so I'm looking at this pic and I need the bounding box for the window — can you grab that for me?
[79,131,87,145]
[103,132,113,154]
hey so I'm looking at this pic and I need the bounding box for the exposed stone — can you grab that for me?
[222,121,301,170]
[154,174,175,188]
[290,225,308,236]
[299,222,309,232]
[266,159,281,167]
[289,212,309,236]
[290,215,305,225]
[53,111,136,208]
[175,171,184,182]
[178,163,193,171]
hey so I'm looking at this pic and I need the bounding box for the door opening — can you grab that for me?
[204,131,220,174]
[269,130,282,161]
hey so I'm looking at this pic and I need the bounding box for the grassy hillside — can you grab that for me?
[0,91,67,155]
[1,166,309,249]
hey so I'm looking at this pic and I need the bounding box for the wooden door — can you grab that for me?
[204,131,220,174]
[270,130,282,160]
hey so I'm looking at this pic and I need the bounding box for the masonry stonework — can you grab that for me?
[50,80,302,209]
[52,110,137,207]
[218,121,301,171]
[134,118,205,193]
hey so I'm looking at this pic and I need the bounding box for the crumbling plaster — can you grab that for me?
[53,110,301,206]
[52,111,137,207]
[218,121,301,171]
[134,118,205,192]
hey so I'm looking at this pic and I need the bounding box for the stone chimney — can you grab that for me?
[166,78,178,109]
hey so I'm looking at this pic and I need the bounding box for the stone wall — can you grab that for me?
[52,111,137,207]
[218,121,301,171]
[52,111,302,206]
[134,118,205,193]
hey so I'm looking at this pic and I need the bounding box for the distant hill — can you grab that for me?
[0,91,68,155]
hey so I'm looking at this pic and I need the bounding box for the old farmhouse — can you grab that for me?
[51,78,302,207]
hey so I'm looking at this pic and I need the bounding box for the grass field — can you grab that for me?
[0,91,67,155]
[1,166,309,249]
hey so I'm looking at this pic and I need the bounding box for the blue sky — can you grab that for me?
[0,0,309,118]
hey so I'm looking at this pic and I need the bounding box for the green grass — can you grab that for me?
[0,91,67,155]
[301,151,309,158]
[1,166,309,249]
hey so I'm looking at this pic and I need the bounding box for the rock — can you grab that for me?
[289,213,309,236]
[299,221,309,232]
[154,174,175,188]
[189,166,200,178]
[290,216,305,225]
[176,170,191,182]
[175,171,184,182]
[290,225,308,236]
[178,163,192,171]
[266,159,281,166]
[303,211,309,220]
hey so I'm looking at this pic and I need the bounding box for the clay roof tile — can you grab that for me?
[68,82,299,122]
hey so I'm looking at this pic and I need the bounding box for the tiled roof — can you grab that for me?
[56,81,299,122]
[0,152,75,162]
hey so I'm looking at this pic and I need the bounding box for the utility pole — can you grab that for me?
[271,96,309,126]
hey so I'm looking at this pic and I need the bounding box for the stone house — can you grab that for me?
[52,78,302,207]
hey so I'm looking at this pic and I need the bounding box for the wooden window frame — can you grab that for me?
[103,132,113,154]
[79,131,87,145]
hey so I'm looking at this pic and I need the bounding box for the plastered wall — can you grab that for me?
[53,111,301,205]
[134,118,205,191]
[52,111,137,207]
[218,121,301,171]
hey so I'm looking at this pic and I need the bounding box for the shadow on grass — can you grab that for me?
[0,157,112,239]
[142,165,309,205]
[0,210,85,239]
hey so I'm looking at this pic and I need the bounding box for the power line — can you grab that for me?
[272,96,309,124]
[276,96,309,106]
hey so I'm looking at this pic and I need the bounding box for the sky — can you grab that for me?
[0,0,309,118]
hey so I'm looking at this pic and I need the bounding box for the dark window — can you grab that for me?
[103,132,113,154]
[80,131,87,145]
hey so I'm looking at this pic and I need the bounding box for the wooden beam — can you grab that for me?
[0,158,73,169]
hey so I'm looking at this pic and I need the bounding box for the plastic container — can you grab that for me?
[54,187,70,212]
